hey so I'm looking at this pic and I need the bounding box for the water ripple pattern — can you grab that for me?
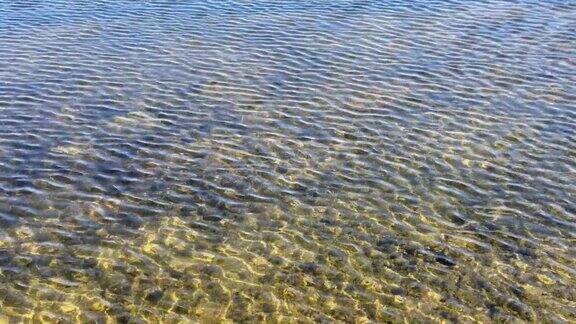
[0,0,575,322]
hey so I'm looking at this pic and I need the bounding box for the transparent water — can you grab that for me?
[0,0,575,322]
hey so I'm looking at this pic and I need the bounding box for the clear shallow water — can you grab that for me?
[0,0,575,322]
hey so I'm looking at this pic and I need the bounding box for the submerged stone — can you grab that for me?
[435,254,457,267]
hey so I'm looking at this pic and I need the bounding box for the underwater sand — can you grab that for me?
[0,0,575,322]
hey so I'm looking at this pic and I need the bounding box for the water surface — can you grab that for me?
[0,0,575,322]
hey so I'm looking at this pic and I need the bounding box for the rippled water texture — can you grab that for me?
[0,0,575,322]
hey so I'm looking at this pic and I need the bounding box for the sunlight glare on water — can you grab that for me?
[0,0,575,322]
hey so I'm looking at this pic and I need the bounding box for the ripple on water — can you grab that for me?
[0,0,575,322]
